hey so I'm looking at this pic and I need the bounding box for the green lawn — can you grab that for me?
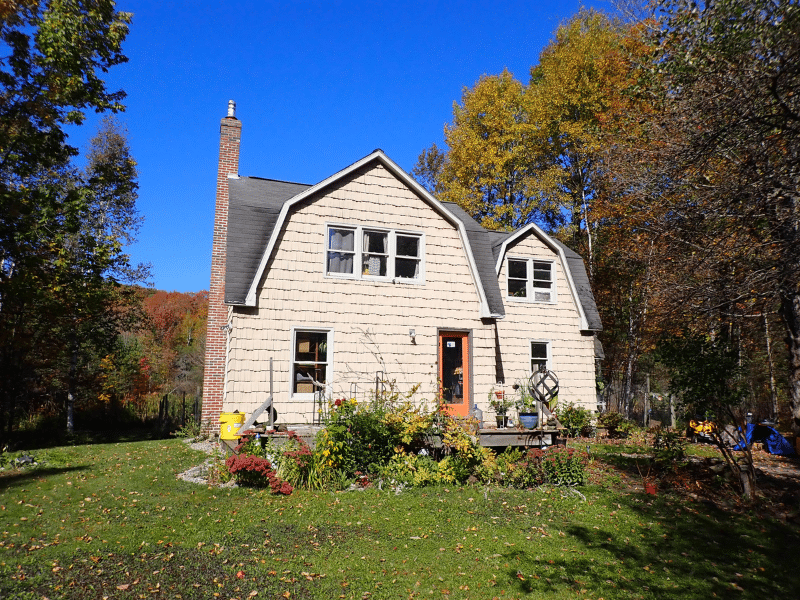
[1,439,797,599]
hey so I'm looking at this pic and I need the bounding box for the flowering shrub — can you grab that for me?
[225,453,293,494]
[320,396,401,477]
[382,399,438,446]
[541,447,588,486]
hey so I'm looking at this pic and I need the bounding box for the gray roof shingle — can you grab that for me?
[441,202,506,318]
[552,239,603,331]
[225,177,310,304]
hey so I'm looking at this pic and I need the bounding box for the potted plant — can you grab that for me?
[489,389,513,428]
[515,387,539,429]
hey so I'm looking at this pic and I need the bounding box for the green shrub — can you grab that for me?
[597,411,635,438]
[320,397,399,477]
[348,409,397,472]
[495,448,546,488]
[541,447,588,486]
[173,419,202,440]
[651,427,687,468]
[556,402,594,437]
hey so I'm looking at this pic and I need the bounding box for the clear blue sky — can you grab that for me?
[72,0,613,293]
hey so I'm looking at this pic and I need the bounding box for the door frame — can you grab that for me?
[437,328,473,417]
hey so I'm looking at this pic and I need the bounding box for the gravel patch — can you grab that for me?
[176,438,237,487]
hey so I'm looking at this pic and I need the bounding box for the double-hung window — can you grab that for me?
[362,230,388,277]
[395,234,421,280]
[530,341,550,374]
[507,258,554,302]
[292,329,331,396]
[327,228,356,275]
[326,225,423,282]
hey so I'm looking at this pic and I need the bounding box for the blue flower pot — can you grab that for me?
[519,413,539,429]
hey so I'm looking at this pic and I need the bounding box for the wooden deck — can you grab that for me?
[225,424,563,452]
[478,427,564,448]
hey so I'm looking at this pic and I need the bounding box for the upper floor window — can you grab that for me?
[327,228,355,275]
[326,225,423,282]
[507,258,554,302]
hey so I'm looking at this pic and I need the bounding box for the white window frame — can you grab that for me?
[326,226,357,277]
[324,223,425,284]
[529,340,551,375]
[506,257,556,303]
[290,327,334,401]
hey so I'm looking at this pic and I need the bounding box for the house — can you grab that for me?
[201,102,602,430]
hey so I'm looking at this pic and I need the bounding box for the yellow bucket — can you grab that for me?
[219,412,245,440]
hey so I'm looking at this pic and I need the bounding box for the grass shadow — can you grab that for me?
[0,465,88,491]
[7,424,174,451]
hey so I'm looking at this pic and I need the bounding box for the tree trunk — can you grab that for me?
[763,313,778,422]
[780,291,800,437]
[66,339,77,434]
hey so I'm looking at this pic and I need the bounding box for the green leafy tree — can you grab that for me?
[659,331,756,499]
[0,0,137,438]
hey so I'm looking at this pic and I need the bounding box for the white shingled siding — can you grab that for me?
[222,163,596,424]
[223,164,499,423]
[495,233,597,412]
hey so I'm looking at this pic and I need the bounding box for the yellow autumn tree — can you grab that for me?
[414,10,654,265]
[527,10,654,272]
[432,69,561,230]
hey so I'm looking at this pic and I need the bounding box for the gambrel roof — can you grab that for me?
[225,177,310,305]
[223,150,601,331]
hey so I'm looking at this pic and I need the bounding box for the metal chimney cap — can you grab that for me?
[227,100,236,118]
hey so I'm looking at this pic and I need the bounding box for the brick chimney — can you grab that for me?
[201,100,241,434]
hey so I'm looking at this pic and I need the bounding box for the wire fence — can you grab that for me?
[137,392,202,433]
[599,370,676,428]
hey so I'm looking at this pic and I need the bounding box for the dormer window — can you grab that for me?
[326,225,424,282]
[507,258,554,302]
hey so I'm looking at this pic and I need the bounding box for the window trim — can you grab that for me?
[529,339,551,375]
[290,327,334,401]
[324,223,425,284]
[325,227,357,277]
[506,256,556,303]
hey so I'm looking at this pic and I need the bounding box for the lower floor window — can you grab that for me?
[293,330,329,395]
[531,341,549,374]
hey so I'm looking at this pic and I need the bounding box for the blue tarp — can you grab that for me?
[733,424,797,456]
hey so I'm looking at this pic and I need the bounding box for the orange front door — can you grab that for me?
[438,331,470,417]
